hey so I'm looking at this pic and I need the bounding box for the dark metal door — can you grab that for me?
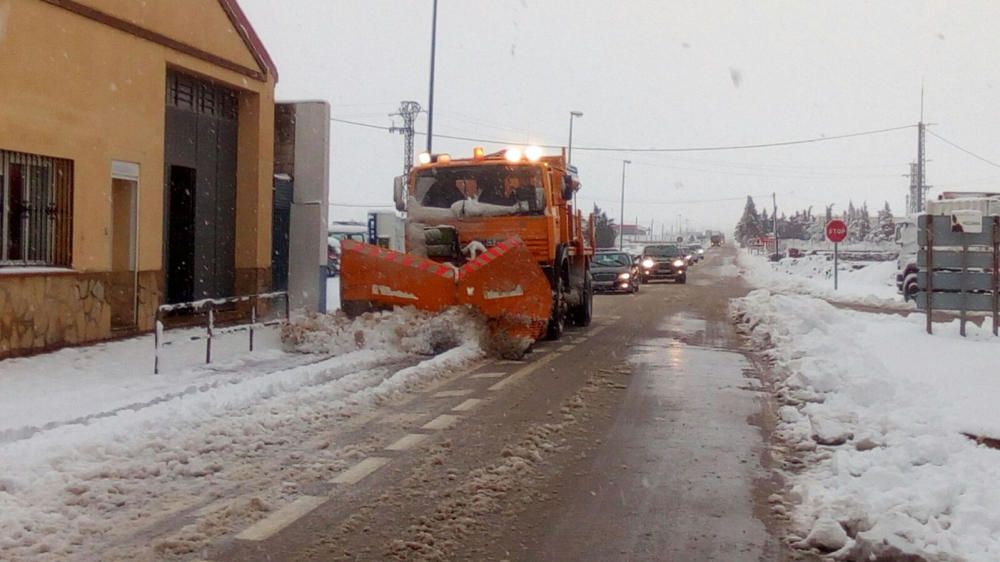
[271,177,293,292]
[163,70,238,302]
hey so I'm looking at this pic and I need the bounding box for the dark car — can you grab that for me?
[683,246,701,264]
[639,244,687,284]
[591,251,639,293]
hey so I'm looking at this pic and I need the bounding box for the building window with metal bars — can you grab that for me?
[166,70,238,120]
[0,149,74,267]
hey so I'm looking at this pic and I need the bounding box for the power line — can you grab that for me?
[330,117,916,154]
[928,130,1000,169]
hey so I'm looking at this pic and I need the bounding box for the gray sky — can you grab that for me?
[241,0,1000,234]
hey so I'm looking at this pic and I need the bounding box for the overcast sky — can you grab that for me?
[241,0,1000,234]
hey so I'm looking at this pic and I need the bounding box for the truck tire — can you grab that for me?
[545,278,566,340]
[676,274,687,284]
[903,274,919,302]
[571,274,593,327]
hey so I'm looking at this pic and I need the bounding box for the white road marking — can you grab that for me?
[433,389,474,397]
[452,398,482,412]
[235,495,328,541]
[386,433,429,451]
[497,360,526,365]
[470,371,508,379]
[489,352,562,391]
[331,457,391,485]
[559,344,577,352]
[422,414,461,430]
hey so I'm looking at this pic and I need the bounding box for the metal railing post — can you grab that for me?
[154,313,162,375]
[206,307,214,364]
[250,299,256,352]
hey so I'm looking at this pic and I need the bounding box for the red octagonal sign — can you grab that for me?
[826,219,848,243]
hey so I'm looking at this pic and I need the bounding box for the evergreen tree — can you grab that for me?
[734,196,763,245]
[875,201,895,242]
[856,202,872,241]
[593,204,618,248]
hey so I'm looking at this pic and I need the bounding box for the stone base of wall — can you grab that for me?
[0,270,161,359]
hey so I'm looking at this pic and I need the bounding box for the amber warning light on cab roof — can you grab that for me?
[417,145,544,165]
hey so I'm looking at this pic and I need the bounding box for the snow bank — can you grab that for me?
[0,310,483,561]
[282,306,487,356]
[732,290,1000,561]
[737,251,911,310]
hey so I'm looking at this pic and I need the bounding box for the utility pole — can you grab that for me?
[914,86,927,212]
[905,162,919,215]
[426,0,438,153]
[389,101,422,175]
[916,122,926,212]
[772,192,779,255]
[619,159,631,250]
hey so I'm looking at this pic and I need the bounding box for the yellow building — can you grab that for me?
[0,0,278,357]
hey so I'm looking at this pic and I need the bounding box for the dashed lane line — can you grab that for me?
[559,344,577,352]
[385,433,429,451]
[235,495,328,542]
[489,352,562,392]
[422,414,461,430]
[432,389,474,397]
[470,371,507,379]
[451,398,482,412]
[331,457,391,485]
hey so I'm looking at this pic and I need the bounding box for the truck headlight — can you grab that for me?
[618,272,631,280]
[673,259,685,267]
[642,258,654,269]
[697,249,704,254]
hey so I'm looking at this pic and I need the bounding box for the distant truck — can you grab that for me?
[710,232,724,247]
[896,194,1000,301]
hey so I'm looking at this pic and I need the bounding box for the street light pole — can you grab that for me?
[426,0,438,153]
[568,111,583,164]
[619,159,631,250]
[568,110,583,210]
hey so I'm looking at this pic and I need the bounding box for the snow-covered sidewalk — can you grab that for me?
[733,290,1000,561]
[0,307,486,561]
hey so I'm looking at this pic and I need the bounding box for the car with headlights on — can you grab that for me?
[592,250,640,293]
[639,244,687,284]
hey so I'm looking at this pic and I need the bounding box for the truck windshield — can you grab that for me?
[413,164,545,217]
[644,245,682,257]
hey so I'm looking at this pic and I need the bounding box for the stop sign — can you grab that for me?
[826,219,848,243]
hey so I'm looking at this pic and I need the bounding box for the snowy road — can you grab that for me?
[0,248,796,561]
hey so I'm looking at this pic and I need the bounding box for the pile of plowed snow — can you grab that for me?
[282,306,488,357]
[732,289,1000,561]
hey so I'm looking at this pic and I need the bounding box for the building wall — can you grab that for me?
[0,0,275,357]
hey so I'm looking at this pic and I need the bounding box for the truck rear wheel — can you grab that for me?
[571,274,593,327]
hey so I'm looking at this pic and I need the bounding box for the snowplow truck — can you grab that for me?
[340,147,596,343]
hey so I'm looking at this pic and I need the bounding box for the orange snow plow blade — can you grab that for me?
[456,239,552,341]
[339,237,552,341]
[339,239,457,312]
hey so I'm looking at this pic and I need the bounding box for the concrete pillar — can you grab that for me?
[277,101,331,313]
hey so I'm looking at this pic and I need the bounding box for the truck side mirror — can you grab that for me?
[393,175,406,211]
